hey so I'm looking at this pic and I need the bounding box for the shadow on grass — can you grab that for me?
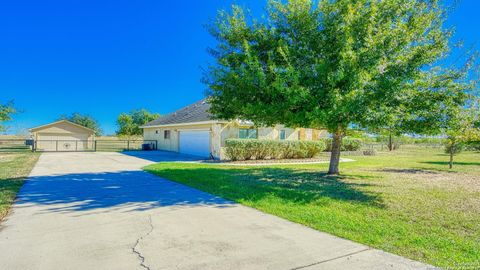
[0,176,26,219]
[0,176,24,189]
[146,166,384,208]
[420,161,480,166]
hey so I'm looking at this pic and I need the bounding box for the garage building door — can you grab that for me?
[36,133,90,151]
[179,131,211,158]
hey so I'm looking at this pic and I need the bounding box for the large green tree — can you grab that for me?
[58,113,102,136]
[205,0,474,174]
[116,109,160,137]
[0,101,16,133]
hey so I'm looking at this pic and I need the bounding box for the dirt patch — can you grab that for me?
[380,168,440,174]
[374,167,480,192]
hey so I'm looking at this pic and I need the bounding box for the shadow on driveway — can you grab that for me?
[16,170,233,213]
[121,150,206,163]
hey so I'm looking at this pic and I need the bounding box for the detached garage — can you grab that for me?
[30,120,96,151]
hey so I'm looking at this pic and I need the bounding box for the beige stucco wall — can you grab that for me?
[144,122,328,160]
[219,124,300,145]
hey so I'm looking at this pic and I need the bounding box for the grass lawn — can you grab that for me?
[145,147,480,268]
[0,152,40,220]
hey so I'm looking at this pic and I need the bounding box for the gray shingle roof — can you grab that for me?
[143,99,217,127]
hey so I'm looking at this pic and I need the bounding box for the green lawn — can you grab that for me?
[145,147,480,268]
[0,152,40,220]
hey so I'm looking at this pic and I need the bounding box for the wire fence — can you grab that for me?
[362,143,444,151]
[0,139,33,152]
[94,140,157,152]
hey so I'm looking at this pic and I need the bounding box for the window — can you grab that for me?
[239,128,257,139]
[279,130,286,140]
[155,130,159,134]
[164,130,171,139]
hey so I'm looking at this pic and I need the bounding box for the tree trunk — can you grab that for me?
[449,148,454,169]
[388,133,393,151]
[328,128,344,175]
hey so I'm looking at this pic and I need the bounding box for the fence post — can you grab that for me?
[75,141,78,151]
[94,141,97,152]
[127,140,130,151]
[56,141,58,152]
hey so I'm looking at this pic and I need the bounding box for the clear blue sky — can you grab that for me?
[1,0,479,135]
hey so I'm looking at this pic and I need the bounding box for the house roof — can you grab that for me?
[142,99,223,127]
[29,120,95,133]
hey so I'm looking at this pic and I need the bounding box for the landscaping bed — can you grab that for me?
[201,157,331,165]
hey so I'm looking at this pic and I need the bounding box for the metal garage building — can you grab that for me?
[29,120,95,151]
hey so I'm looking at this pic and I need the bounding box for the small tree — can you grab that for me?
[116,109,159,138]
[205,0,472,174]
[444,107,480,168]
[0,101,17,133]
[58,113,102,136]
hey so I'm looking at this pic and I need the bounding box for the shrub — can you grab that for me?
[466,142,480,151]
[320,137,363,151]
[224,139,326,161]
[444,142,464,155]
[320,138,333,151]
[342,137,363,151]
[363,149,376,156]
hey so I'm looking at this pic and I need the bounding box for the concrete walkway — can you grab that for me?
[0,152,434,270]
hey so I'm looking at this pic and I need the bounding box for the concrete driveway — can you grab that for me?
[0,151,433,270]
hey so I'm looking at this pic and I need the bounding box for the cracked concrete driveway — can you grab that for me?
[0,152,433,270]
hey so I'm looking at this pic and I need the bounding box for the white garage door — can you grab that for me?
[179,131,211,158]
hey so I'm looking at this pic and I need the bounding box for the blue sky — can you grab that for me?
[1,0,479,135]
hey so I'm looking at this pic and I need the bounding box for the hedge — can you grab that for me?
[320,137,363,151]
[224,139,326,161]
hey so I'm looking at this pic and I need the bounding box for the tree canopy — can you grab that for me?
[58,113,102,136]
[205,0,476,174]
[116,109,160,137]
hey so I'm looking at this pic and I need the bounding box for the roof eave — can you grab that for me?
[140,120,228,129]
[29,120,96,133]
